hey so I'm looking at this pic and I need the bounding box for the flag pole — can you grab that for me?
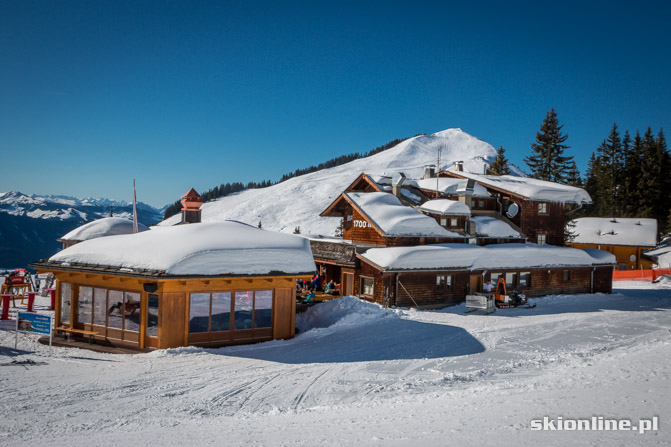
[133,179,138,233]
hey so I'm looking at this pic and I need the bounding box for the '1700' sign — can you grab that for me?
[353,220,370,228]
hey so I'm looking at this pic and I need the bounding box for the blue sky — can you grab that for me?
[1,1,669,208]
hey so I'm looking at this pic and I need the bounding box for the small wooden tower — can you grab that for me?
[181,188,203,224]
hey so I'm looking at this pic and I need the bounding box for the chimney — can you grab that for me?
[456,179,475,209]
[467,220,477,236]
[391,172,406,198]
[423,165,436,179]
[180,188,203,224]
[454,161,464,172]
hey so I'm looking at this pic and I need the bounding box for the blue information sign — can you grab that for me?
[17,312,52,335]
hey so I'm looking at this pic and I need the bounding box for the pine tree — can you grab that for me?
[525,108,574,183]
[639,127,660,218]
[487,146,511,175]
[257,220,262,228]
[583,153,600,214]
[293,226,301,234]
[566,161,582,187]
[334,219,344,238]
[623,130,645,216]
[594,123,624,216]
[564,218,578,244]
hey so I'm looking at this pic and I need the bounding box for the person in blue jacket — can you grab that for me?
[312,273,323,291]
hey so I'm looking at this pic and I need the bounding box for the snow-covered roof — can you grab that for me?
[472,216,521,238]
[415,177,490,198]
[418,199,471,216]
[345,192,462,238]
[644,244,671,268]
[445,171,591,204]
[59,217,149,241]
[49,221,316,276]
[570,218,658,247]
[360,243,616,272]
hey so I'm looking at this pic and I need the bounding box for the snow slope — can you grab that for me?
[159,129,499,235]
[1,282,670,446]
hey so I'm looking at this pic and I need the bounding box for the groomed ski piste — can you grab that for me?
[1,281,670,446]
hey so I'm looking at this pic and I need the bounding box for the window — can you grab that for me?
[537,234,547,245]
[563,270,571,282]
[107,290,124,329]
[234,291,254,330]
[519,272,531,288]
[78,286,93,325]
[440,218,447,226]
[490,273,502,284]
[505,272,516,287]
[93,288,107,326]
[60,283,71,325]
[189,293,211,333]
[361,277,375,296]
[211,292,232,332]
[190,290,271,334]
[538,202,548,214]
[146,294,159,337]
[124,292,141,332]
[478,200,485,208]
[437,275,453,290]
[451,218,458,227]
[254,290,273,329]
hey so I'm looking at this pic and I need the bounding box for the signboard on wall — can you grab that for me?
[353,220,370,228]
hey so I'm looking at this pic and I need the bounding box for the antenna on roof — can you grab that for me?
[436,144,442,199]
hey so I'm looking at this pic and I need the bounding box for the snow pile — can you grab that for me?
[59,217,149,241]
[159,129,498,235]
[447,171,592,204]
[653,275,671,285]
[414,177,490,198]
[362,243,616,271]
[296,296,390,333]
[345,192,461,238]
[49,221,316,275]
[570,217,658,247]
[471,216,520,237]
[418,199,471,216]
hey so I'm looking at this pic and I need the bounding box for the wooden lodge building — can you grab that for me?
[567,217,658,270]
[357,244,614,308]
[312,170,614,308]
[438,166,592,246]
[34,190,316,351]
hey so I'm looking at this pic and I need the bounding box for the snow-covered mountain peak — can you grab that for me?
[160,128,502,235]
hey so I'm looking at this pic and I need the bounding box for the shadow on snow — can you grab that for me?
[219,318,485,364]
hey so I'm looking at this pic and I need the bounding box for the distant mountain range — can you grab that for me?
[0,191,163,268]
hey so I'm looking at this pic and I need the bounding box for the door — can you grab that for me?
[342,272,354,296]
[469,275,481,294]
